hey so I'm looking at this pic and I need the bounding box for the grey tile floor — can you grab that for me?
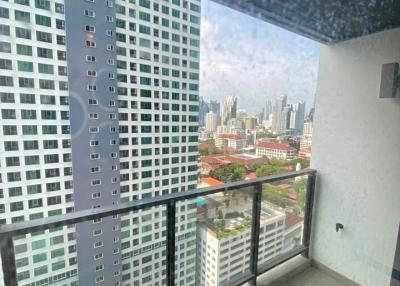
[258,267,347,286]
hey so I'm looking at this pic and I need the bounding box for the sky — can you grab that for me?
[199,0,320,114]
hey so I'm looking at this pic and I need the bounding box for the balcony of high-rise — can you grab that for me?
[0,1,399,286]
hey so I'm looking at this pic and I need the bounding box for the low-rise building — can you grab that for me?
[299,146,312,159]
[200,156,231,176]
[299,135,313,149]
[216,134,247,151]
[256,140,297,160]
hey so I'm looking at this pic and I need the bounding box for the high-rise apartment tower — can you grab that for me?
[0,0,201,285]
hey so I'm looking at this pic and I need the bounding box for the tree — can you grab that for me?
[256,131,276,140]
[209,163,247,183]
[262,185,290,208]
[255,165,286,177]
[199,139,221,156]
[293,178,307,208]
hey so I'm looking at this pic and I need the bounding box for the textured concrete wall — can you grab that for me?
[311,28,400,286]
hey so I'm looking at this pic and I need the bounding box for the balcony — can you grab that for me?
[0,170,316,286]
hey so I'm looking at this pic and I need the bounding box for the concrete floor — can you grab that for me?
[258,267,347,286]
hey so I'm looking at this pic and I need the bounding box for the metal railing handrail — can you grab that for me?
[0,168,317,286]
[0,168,315,237]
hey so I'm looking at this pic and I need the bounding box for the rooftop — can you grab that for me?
[257,140,297,152]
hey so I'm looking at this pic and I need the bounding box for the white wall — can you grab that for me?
[311,28,400,286]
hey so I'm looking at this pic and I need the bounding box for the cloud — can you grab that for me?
[199,0,320,113]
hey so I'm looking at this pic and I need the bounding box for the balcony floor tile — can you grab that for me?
[268,267,346,286]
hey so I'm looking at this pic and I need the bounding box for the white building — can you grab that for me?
[256,140,297,160]
[197,204,286,286]
[205,111,218,132]
[303,121,313,136]
[0,0,201,285]
[215,134,247,151]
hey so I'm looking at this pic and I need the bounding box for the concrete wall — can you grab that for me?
[311,28,400,286]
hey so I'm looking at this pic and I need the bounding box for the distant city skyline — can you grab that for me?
[200,0,320,114]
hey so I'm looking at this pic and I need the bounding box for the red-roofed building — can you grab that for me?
[200,156,231,176]
[246,172,257,180]
[216,134,247,151]
[256,139,297,160]
[225,154,267,167]
[199,177,224,188]
[299,146,312,159]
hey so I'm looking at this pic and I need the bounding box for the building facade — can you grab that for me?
[197,204,286,286]
[256,140,297,160]
[0,0,201,285]
[289,101,305,135]
[221,95,237,125]
[271,95,287,134]
[215,134,247,151]
[205,111,217,132]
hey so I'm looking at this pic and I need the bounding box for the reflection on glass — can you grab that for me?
[258,175,308,268]
[196,187,253,286]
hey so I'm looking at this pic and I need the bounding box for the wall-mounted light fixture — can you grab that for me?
[379,62,400,98]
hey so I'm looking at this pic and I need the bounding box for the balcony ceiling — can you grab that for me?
[213,0,400,43]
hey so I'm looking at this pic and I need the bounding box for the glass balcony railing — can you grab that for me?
[0,169,316,286]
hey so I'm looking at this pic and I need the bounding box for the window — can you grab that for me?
[38,64,54,74]
[17,44,32,56]
[19,77,34,88]
[86,55,96,62]
[86,85,97,93]
[17,61,33,72]
[0,76,13,87]
[15,10,30,23]
[86,40,96,48]
[85,25,95,33]
[87,70,97,77]
[37,47,53,58]
[85,10,95,17]
[35,15,51,27]
[35,0,51,10]
[36,31,52,43]
[90,153,100,160]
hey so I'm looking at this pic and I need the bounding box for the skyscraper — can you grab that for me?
[199,96,209,126]
[221,95,237,125]
[271,95,287,133]
[0,0,201,285]
[265,99,273,119]
[289,101,306,135]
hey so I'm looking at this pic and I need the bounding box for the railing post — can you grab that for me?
[166,200,176,286]
[0,235,18,286]
[302,172,316,258]
[249,183,263,286]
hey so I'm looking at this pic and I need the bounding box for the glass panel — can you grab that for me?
[192,187,254,286]
[258,174,309,269]
[9,206,167,286]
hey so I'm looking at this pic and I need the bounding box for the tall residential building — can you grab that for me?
[0,0,201,285]
[265,99,272,119]
[271,95,287,133]
[289,101,306,135]
[205,111,217,132]
[221,95,237,125]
